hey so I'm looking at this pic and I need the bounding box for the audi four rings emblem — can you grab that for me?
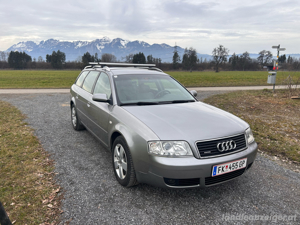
[217,140,237,152]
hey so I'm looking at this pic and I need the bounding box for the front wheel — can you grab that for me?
[112,136,138,187]
[71,104,85,131]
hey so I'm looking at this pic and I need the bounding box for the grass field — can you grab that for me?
[204,89,300,163]
[0,101,61,224]
[0,70,300,88]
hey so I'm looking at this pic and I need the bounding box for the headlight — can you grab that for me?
[245,128,255,144]
[148,141,193,157]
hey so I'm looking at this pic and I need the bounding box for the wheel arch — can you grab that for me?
[110,131,123,151]
[70,96,76,109]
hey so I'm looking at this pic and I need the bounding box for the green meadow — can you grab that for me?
[0,70,299,88]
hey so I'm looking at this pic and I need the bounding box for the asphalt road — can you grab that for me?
[1,93,299,224]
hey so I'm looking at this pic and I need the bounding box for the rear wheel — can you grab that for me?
[112,136,138,187]
[71,104,85,131]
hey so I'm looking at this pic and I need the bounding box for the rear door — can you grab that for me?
[72,71,89,120]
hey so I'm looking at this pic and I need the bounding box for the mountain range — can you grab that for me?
[5,37,300,63]
[5,37,212,63]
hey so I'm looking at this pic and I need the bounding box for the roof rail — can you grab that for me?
[147,67,163,72]
[89,62,156,68]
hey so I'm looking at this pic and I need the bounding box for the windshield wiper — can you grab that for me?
[120,100,195,106]
[171,100,195,103]
[120,101,159,106]
[158,100,196,104]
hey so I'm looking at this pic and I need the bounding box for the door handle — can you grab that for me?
[76,95,78,99]
[87,102,91,107]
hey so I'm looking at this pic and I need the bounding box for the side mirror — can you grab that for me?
[92,93,110,103]
[190,90,197,97]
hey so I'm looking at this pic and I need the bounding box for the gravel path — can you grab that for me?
[1,93,299,224]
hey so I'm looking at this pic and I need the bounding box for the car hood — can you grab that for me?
[122,102,248,141]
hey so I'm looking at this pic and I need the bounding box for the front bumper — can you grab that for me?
[136,142,258,188]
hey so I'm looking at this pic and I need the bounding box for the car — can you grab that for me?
[70,62,258,188]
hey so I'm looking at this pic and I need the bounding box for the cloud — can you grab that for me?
[0,0,300,54]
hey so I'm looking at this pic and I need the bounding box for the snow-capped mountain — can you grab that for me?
[6,37,212,62]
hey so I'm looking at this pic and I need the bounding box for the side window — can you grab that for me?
[82,71,100,93]
[93,72,112,98]
[75,71,89,87]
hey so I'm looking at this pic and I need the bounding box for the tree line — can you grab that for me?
[1,47,300,71]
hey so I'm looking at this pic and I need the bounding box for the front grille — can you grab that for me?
[205,168,246,186]
[196,134,247,158]
[164,178,200,187]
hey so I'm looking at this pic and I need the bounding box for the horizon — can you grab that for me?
[3,37,300,57]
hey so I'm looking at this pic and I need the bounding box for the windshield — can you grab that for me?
[113,74,196,106]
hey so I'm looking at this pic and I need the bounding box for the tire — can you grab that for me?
[71,104,85,131]
[112,136,138,187]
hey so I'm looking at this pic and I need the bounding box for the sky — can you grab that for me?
[0,0,300,55]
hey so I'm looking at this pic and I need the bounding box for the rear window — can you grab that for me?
[75,71,89,87]
[82,71,100,93]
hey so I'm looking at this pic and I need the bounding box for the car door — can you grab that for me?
[87,72,113,146]
[78,71,100,128]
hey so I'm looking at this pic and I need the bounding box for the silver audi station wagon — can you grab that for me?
[70,63,257,188]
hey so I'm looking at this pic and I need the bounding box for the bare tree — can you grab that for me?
[0,51,7,61]
[257,50,272,65]
[75,56,82,63]
[101,53,117,62]
[212,45,229,72]
[123,53,134,63]
[38,56,43,62]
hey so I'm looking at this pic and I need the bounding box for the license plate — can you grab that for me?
[212,158,247,177]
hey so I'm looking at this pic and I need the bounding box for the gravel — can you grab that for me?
[1,92,299,224]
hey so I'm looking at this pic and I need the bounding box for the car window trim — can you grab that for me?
[76,71,90,88]
[90,72,101,94]
[93,72,114,104]
[82,71,100,93]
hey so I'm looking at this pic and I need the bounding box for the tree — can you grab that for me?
[287,55,294,64]
[240,51,251,71]
[124,54,134,63]
[46,54,52,63]
[188,47,198,72]
[132,52,146,64]
[182,48,189,70]
[38,56,43,62]
[172,44,181,69]
[278,54,286,63]
[101,53,116,62]
[0,51,7,61]
[147,54,154,64]
[8,51,32,69]
[181,47,198,71]
[257,50,272,65]
[212,45,229,72]
[229,53,238,70]
[153,57,162,67]
[50,50,66,69]
[82,52,95,66]
[94,53,99,62]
